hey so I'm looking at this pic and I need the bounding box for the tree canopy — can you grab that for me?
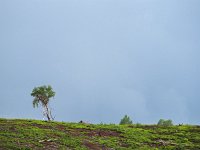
[119,115,133,125]
[157,119,173,126]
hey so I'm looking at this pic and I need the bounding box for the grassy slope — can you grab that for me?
[0,118,200,150]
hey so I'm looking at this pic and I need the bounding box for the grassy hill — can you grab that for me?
[0,118,200,150]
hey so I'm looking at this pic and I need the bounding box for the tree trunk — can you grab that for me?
[45,105,51,121]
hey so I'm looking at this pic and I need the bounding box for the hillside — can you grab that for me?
[0,118,200,150]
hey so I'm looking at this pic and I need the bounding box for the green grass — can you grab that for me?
[0,118,200,149]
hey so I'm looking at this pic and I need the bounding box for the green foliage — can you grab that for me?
[31,85,55,107]
[31,85,55,121]
[0,118,200,149]
[157,119,173,126]
[119,115,133,125]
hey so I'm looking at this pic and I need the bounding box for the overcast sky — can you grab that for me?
[0,0,200,124]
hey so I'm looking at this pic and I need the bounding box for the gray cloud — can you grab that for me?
[0,0,199,124]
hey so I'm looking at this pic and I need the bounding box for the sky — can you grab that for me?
[0,0,200,124]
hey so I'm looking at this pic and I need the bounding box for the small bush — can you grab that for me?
[119,115,133,125]
[157,119,173,126]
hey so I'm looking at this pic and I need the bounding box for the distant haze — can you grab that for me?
[0,0,199,124]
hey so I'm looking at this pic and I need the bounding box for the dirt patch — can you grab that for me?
[40,140,60,150]
[86,129,121,137]
[31,123,53,130]
[56,124,67,131]
[83,140,113,150]
[62,128,121,138]
[83,140,101,150]
[29,123,121,138]
[119,142,130,148]
[8,126,16,131]
[31,123,69,132]
[139,125,158,130]
[145,139,176,148]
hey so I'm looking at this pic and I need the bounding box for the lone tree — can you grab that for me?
[31,85,55,121]
[119,115,133,125]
